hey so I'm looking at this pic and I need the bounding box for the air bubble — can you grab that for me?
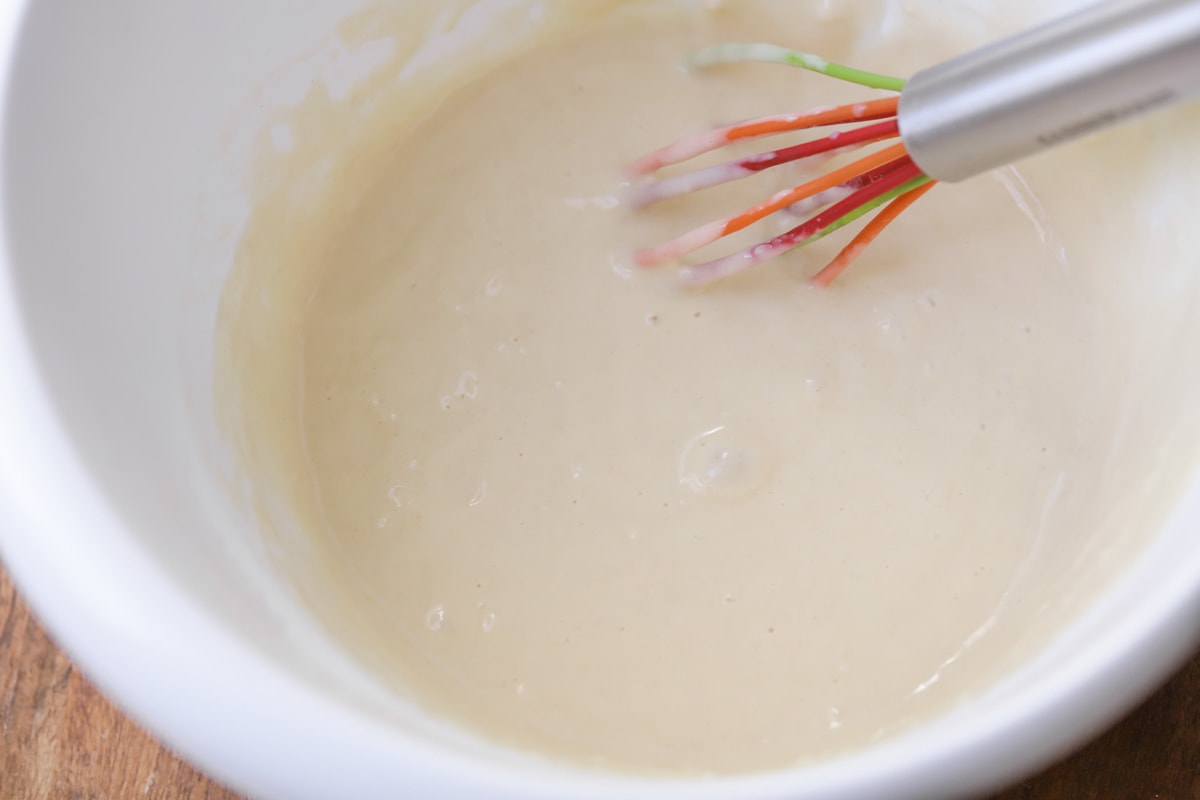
[425,604,446,632]
[456,371,478,400]
[610,254,633,280]
[678,425,771,497]
[388,485,408,508]
[877,315,905,344]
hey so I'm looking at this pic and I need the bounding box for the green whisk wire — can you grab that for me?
[688,44,908,92]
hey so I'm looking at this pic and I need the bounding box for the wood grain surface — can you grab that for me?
[2,563,1198,800]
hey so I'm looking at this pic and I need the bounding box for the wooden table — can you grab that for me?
[2,565,1198,800]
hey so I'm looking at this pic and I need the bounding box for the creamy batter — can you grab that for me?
[218,0,1200,776]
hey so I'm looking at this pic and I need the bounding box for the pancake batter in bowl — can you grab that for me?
[218,0,1200,776]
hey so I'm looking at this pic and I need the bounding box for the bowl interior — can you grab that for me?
[2,1,1200,799]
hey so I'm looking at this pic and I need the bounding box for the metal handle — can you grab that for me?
[898,0,1200,182]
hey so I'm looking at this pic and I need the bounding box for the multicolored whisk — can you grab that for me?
[628,0,1200,287]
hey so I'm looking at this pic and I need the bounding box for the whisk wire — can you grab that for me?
[687,44,909,92]
[629,117,901,207]
[626,96,899,178]
[635,142,909,267]
[809,181,937,288]
[680,163,932,286]
[630,44,933,286]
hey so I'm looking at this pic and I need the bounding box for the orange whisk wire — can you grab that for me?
[809,181,937,288]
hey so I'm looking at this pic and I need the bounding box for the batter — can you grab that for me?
[218,0,1200,775]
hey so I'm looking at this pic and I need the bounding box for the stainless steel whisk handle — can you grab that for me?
[898,0,1200,183]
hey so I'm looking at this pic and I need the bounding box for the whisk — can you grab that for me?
[628,0,1200,287]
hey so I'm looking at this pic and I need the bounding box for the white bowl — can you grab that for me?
[1,2,1199,799]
